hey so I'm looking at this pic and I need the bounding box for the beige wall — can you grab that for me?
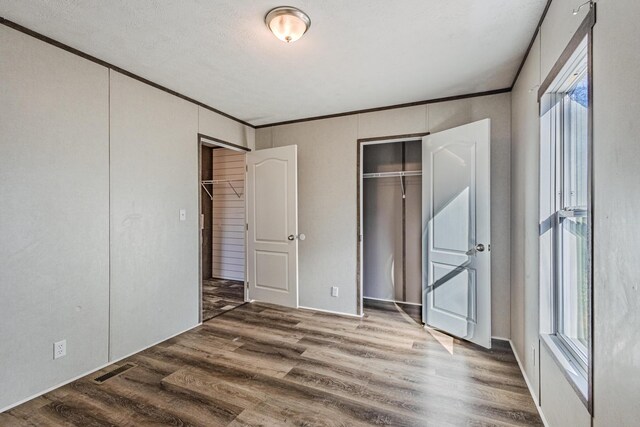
[199,107,255,150]
[510,1,593,425]
[256,93,512,339]
[257,116,360,315]
[592,1,640,425]
[511,0,640,426]
[0,25,253,410]
[109,71,200,360]
[511,32,542,400]
[0,26,110,410]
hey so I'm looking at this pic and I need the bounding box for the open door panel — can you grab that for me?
[422,119,492,349]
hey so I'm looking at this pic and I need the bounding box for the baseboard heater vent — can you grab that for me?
[93,363,137,384]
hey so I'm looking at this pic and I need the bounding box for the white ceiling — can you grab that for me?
[0,0,546,126]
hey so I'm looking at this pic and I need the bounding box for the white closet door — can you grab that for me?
[422,119,492,349]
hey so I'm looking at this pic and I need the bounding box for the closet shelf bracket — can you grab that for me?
[201,183,214,200]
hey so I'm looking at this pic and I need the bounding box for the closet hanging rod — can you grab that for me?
[201,179,244,184]
[362,170,422,179]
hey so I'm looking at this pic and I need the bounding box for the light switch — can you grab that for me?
[180,209,186,221]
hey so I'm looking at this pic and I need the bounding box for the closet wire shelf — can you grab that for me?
[362,170,422,199]
[201,179,243,200]
[362,171,422,179]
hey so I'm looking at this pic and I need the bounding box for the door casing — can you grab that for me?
[357,133,430,316]
[197,133,251,323]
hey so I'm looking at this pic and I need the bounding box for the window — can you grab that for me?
[555,65,590,372]
[540,35,592,390]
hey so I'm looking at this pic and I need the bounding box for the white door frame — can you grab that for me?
[197,133,250,323]
[357,133,429,316]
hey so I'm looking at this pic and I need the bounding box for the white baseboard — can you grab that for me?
[508,340,550,427]
[298,305,364,318]
[0,322,201,413]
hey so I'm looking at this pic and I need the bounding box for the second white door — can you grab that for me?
[246,145,299,308]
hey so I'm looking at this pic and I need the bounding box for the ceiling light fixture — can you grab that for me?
[265,6,311,43]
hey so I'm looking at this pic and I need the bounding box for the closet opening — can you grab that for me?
[358,135,427,324]
[199,134,250,322]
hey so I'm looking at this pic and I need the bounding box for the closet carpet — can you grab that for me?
[0,300,542,426]
[202,278,245,321]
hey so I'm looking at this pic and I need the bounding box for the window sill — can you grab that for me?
[540,334,589,408]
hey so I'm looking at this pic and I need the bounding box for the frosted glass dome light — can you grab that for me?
[265,7,311,43]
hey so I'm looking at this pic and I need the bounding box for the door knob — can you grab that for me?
[475,243,485,252]
[288,235,295,241]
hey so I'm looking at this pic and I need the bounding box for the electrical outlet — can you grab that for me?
[331,286,339,297]
[179,209,187,221]
[54,340,66,359]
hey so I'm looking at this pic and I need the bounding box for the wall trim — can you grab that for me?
[356,132,430,315]
[0,16,253,129]
[3,10,557,132]
[509,340,550,427]
[538,6,597,99]
[197,134,250,324]
[1,16,522,132]
[256,89,511,129]
[0,322,201,413]
[198,133,251,152]
[298,305,364,319]
[536,5,595,414]
[357,132,431,143]
[511,0,554,88]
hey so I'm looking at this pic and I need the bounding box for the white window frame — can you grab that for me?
[553,62,590,374]
[539,31,593,409]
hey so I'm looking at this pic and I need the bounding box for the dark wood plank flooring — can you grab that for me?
[364,298,423,324]
[1,300,542,426]
[203,278,245,321]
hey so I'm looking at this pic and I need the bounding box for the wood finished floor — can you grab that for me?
[364,298,423,325]
[202,278,245,321]
[1,300,542,426]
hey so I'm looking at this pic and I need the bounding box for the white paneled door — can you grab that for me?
[422,119,492,348]
[246,145,299,308]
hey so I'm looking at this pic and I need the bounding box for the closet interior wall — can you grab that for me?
[211,148,246,281]
[363,140,422,305]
